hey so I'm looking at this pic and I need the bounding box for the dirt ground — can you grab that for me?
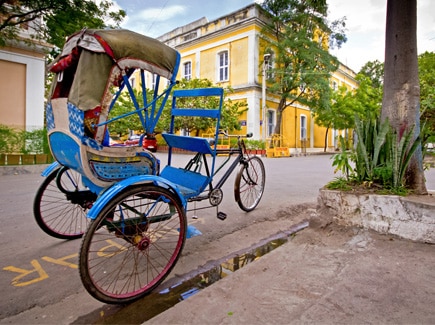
[147,205,435,325]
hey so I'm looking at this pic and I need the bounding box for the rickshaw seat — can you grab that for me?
[47,99,159,190]
[160,166,211,199]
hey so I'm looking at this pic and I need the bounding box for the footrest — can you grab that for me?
[217,212,227,220]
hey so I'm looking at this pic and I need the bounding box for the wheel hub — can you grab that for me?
[136,236,151,250]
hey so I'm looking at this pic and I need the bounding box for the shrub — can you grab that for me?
[0,125,49,154]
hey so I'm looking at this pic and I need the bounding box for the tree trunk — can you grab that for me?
[324,127,329,152]
[273,98,286,136]
[381,0,427,194]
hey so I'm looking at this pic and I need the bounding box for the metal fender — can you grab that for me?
[41,161,60,177]
[87,175,187,220]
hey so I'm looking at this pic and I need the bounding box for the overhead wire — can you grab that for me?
[147,0,171,33]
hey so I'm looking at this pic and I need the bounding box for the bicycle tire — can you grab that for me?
[33,167,93,239]
[79,184,187,304]
[234,156,266,212]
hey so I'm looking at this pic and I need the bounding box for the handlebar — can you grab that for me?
[219,130,253,138]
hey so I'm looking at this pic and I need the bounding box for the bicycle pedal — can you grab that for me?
[217,212,227,220]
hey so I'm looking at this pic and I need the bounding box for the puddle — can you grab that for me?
[77,220,308,324]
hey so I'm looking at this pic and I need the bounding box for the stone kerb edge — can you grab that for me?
[317,189,435,243]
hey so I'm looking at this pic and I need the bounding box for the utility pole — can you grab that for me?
[262,53,270,145]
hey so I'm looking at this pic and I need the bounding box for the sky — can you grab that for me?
[113,0,435,73]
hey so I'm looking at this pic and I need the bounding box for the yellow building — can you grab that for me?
[157,4,358,154]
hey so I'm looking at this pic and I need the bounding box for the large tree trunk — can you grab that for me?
[381,0,427,194]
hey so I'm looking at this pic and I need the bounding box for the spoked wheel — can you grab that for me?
[79,185,187,304]
[33,166,95,239]
[234,156,266,212]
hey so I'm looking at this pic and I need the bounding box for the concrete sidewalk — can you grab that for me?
[146,216,435,324]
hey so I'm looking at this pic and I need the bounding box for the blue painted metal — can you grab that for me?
[162,134,214,155]
[41,161,60,177]
[166,87,224,181]
[86,175,187,220]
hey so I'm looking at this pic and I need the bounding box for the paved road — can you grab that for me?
[0,154,434,323]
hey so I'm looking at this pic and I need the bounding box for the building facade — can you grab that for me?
[157,4,358,153]
[0,16,51,131]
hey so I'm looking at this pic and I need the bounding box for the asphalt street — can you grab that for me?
[0,153,434,324]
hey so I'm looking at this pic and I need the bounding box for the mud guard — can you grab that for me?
[41,161,61,177]
[86,175,187,220]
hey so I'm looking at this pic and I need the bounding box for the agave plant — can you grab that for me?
[388,125,420,188]
[353,115,390,183]
[329,115,421,193]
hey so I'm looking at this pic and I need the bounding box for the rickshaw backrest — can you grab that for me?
[160,87,224,198]
[46,29,180,191]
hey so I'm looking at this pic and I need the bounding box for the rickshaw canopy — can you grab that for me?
[50,28,180,112]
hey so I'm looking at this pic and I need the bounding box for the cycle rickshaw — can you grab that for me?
[37,28,265,304]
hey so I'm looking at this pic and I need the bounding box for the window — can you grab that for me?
[267,110,275,137]
[300,115,307,140]
[218,51,229,82]
[331,81,338,90]
[183,61,192,80]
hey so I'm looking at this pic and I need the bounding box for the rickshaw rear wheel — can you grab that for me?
[33,167,92,239]
[79,184,187,304]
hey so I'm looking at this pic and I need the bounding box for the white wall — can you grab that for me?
[0,50,46,130]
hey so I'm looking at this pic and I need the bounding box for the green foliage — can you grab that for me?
[0,125,49,154]
[245,139,266,150]
[164,78,246,135]
[106,78,246,137]
[330,116,421,193]
[353,115,390,182]
[260,0,347,135]
[23,128,49,154]
[359,60,384,89]
[326,177,352,191]
[358,54,434,162]
[109,88,156,137]
[418,52,435,146]
[0,0,125,55]
[331,136,354,179]
[0,125,22,153]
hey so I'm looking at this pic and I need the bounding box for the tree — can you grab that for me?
[260,0,347,136]
[0,0,125,53]
[169,78,247,135]
[418,52,435,145]
[359,60,384,89]
[381,0,426,194]
[108,88,152,137]
[315,73,382,152]
[314,85,354,152]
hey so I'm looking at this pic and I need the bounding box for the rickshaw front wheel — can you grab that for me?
[234,156,266,212]
[33,167,92,240]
